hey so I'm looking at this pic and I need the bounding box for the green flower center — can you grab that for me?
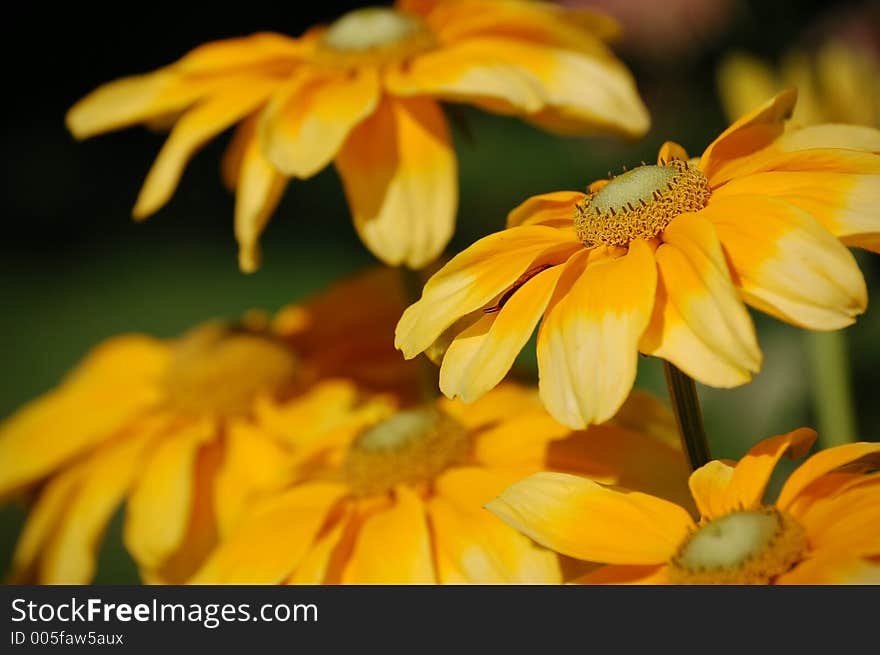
[322,7,430,52]
[575,160,711,246]
[343,407,472,496]
[668,507,808,584]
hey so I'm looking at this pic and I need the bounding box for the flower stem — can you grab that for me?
[663,361,711,470]
[399,267,440,401]
[806,331,858,447]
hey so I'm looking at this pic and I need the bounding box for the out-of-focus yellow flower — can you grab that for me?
[66,0,649,272]
[396,89,880,429]
[0,270,416,584]
[190,385,692,584]
[719,40,880,128]
[488,429,880,584]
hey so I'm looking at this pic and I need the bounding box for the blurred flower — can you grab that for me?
[67,0,649,272]
[488,429,880,584]
[0,269,416,583]
[190,385,692,584]
[396,90,880,428]
[719,42,880,128]
[559,0,736,63]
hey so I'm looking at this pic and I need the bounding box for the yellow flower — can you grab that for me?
[488,429,880,584]
[66,0,649,272]
[190,385,692,584]
[719,40,879,127]
[396,89,880,428]
[0,270,414,584]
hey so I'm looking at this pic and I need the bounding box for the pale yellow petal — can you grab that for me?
[640,213,761,387]
[706,195,867,330]
[688,460,735,520]
[537,241,656,428]
[487,471,693,565]
[336,97,456,268]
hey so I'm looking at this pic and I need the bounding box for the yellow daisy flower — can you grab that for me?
[190,384,692,584]
[396,89,880,428]
[66,0,649,272]
[0,270,413,584]
[488,429,880,584]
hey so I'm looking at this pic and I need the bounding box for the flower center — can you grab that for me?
[318,7,436,66]
[343,406,472,496]
[575,160,711,246]
[668,507,808,584]
[164,321,299,417]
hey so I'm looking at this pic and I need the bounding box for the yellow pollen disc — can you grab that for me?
[318,7,436,67]
[343,406,472,496]
[668,507,808,584]
[164,321,299,417]
[575,159,711,246]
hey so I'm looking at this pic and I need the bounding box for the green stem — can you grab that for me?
[399,267,440,401]
[663,361,711,470]
[806,331,858,447]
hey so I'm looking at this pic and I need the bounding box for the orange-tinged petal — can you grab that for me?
[487,472,693,565]
[429,467,560,583]
[688,460,735,520]
[286,507,352,584]
[706,195,867,330]
[572,563,669,585]
[721,428,816,512]
[473,410,571,471]
[507,191,583,228]
[190,483,347,584]
[440,264,564,402]
[546,424,694,512]
[712,171,880,254]
[342,485,436,583]
[438,382,545,430]
[123,419,215,572]
[133,78,279,219]
[232,118,287,272]
[640,213,761,387]
[537,241,656,428]
[387,36,648,137]
[395,225,581,358]
[336,96,456,268]
[175,33,305,73]
[0,335,167,497]
[699,88,797,183]
[795,485,880,556]
[777,441,880,509]
[261,68,380,178]
[776,552,880,585]
[657,141,689,164]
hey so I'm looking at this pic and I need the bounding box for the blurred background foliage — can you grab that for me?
[2,0,878,581]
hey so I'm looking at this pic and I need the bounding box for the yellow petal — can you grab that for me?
[777,441,880,510]
[776,551,880,585]
[439,382,544,430]
[440,264,564,402]
[0,335,167,497]
[232,117,287,272]
[261,68,379,178]
[342,485,436,583]
[429,467,561,583]
[537,241,656,428]
[722,428,816,511]
[773,124,880,153]
[123,419,215,573]
[286,507,352,585]
[795,484,880,556]
[133,78,279,219]
[707,195,867,330]
[175,33,305,73]
[396,225,581,357]
[487,471,693,565]
[507,191,583,228]
[640,213,761,387]
[190,483,347,583]
[547,423,694,512]
[657,141,689,164]
[336,97,456,268]
[572,563,669,585]
[472,409,571,471]
[712,171,880,254]
[699,88,797,184]
[688,460,735,521]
